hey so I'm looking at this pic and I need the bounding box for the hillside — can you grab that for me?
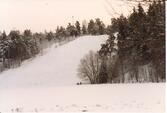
[0,35,165,112]
[0,35,107,89]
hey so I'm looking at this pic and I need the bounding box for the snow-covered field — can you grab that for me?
[0,83,165,112]
[0,35,165,112]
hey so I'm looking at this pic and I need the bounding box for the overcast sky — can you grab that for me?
[0,0,135,33]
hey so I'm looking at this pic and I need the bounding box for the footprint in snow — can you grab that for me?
[83,106,87,108]
[156,101,161,104]
[96,104,101,107]
[56,105,59,107]
[82,109,88,112]
[71,104,77,107]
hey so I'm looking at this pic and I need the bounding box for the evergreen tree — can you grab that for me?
[88,19,96,35]
[66,23,77,37]
[46,31,54,41]
[75,21,81,36]
[1,31,7,40]
[23,29,39,58]
[98,60,108,83]
[99,34,118,83]
[56,26,66,39]
[24,29,32,37]
[82,25,87,35]
[99,2,165,83]
[146,1,165,81]
[95,18,105,35]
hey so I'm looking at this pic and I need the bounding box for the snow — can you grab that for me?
[0,35,165,112]
[0,35,107,89]
[0,83,165,112]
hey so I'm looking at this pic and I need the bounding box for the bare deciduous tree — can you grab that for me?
[77,51,101,84]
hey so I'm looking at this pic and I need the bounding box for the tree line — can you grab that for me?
[0,19,106,72]
[78,1,165,84]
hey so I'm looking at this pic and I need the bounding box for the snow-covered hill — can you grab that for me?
[0,35,107,89]
[0,35,165,112]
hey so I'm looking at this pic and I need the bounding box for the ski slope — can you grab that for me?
[0,35,165,112]
[0,35,107,89]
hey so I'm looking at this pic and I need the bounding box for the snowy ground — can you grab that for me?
[0,35,165,112]
[0,83,165,112]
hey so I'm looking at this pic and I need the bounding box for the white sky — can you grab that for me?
[0,0,135,33]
